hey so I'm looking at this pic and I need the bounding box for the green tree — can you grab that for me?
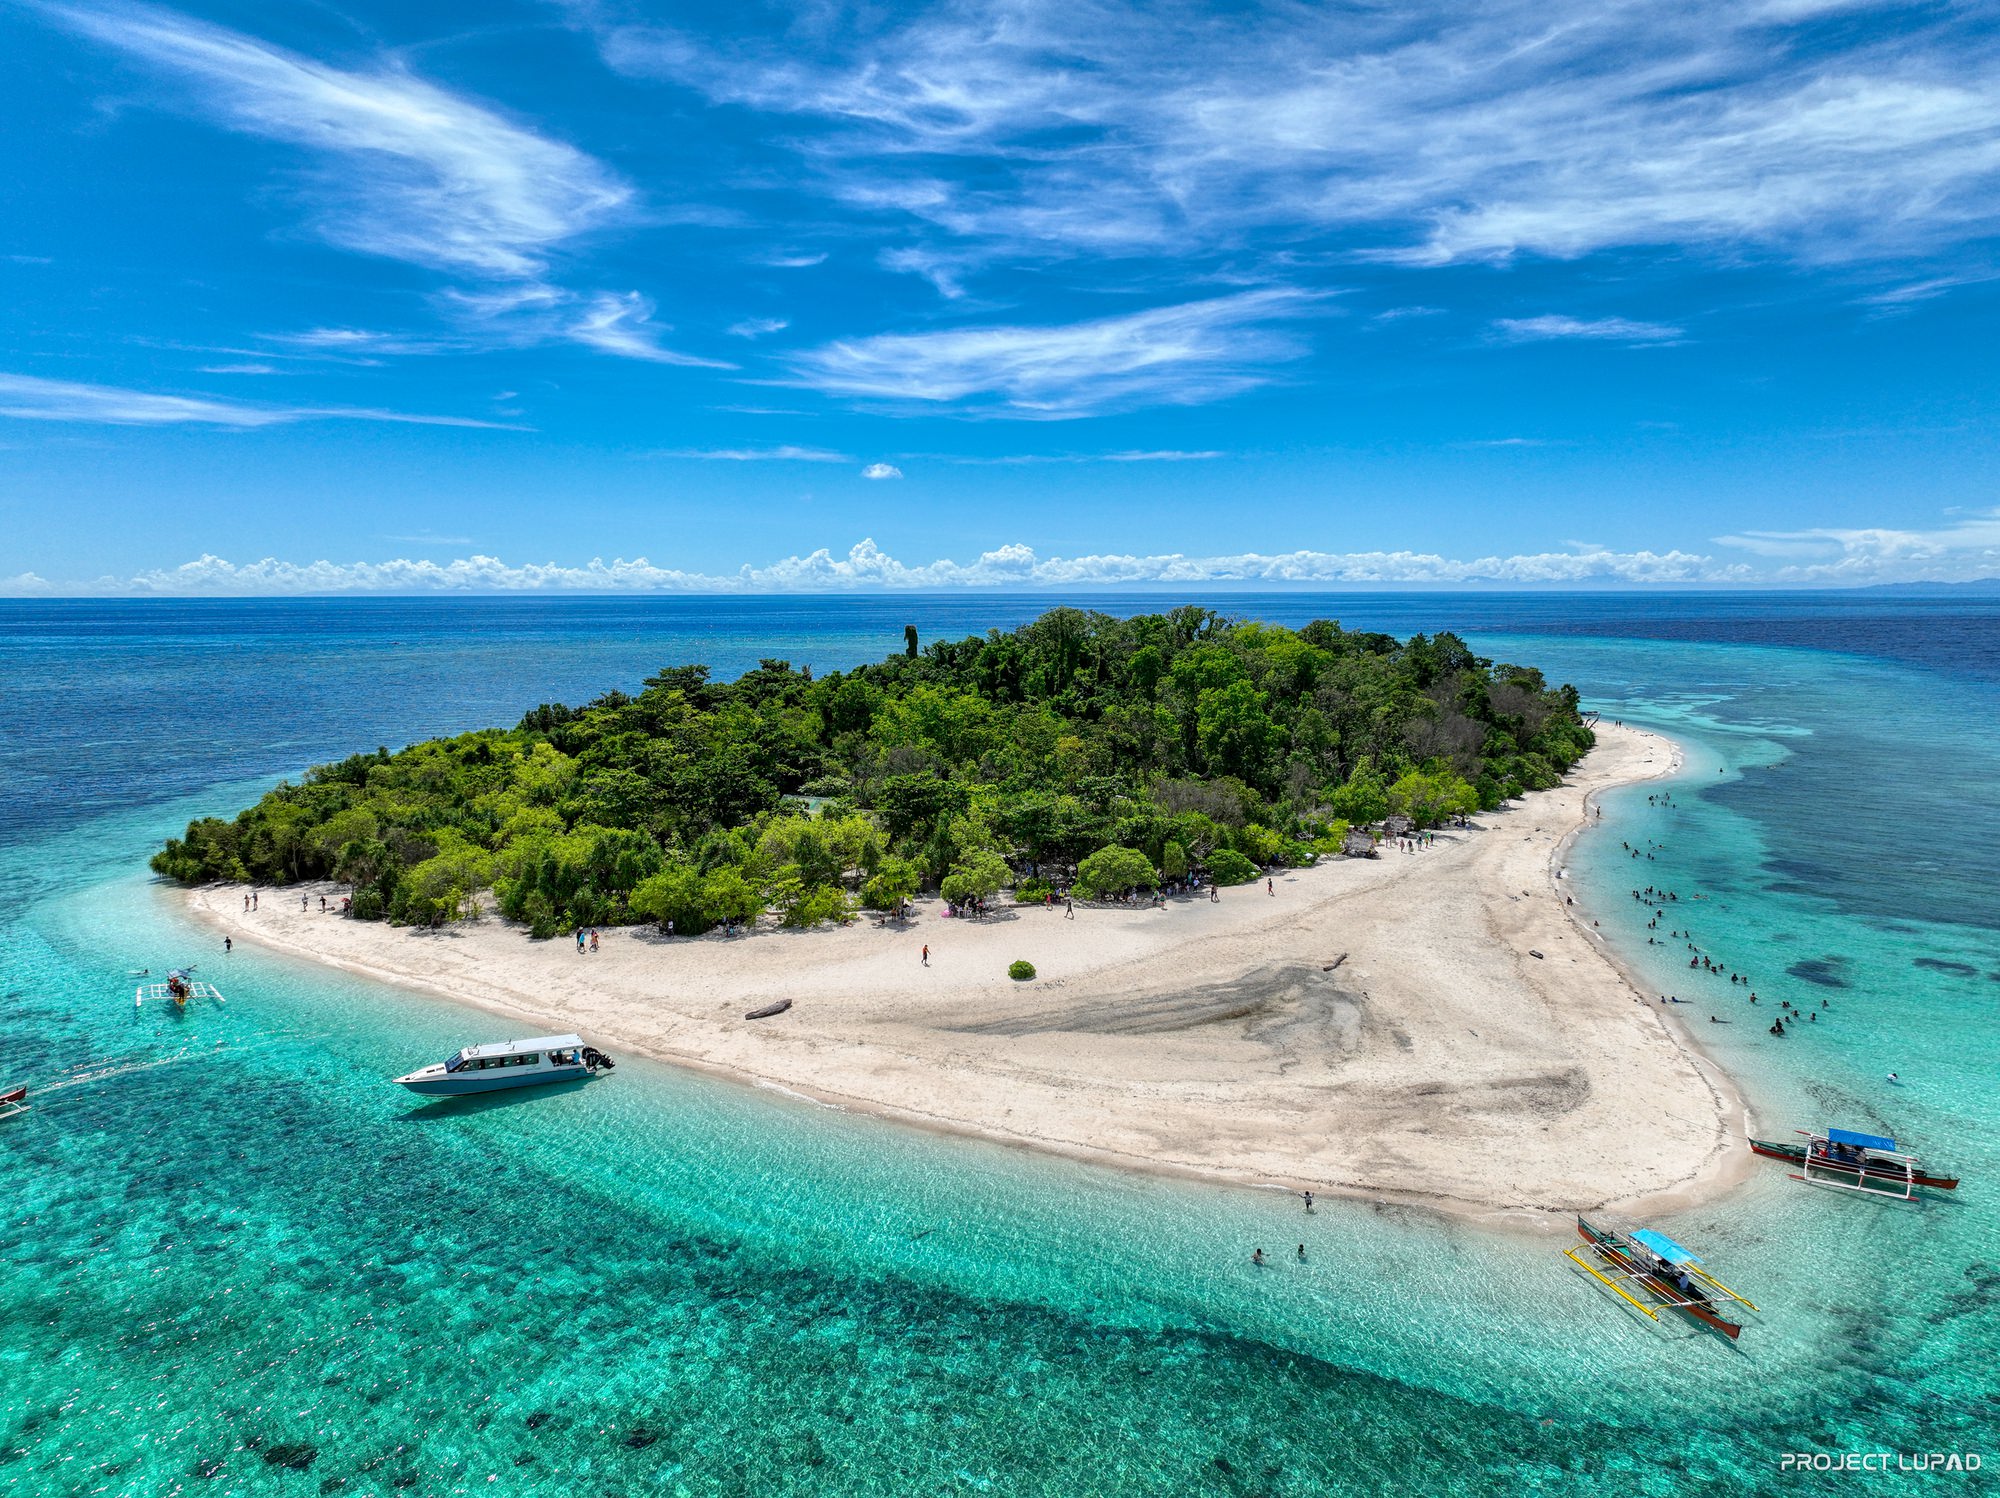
[629,864,710,933]
[699,866,764,929]
[860,855,920,915]
[1331,758,1390,825]
[940,850,1010,907]
[1074,846,1157,899]
[1205,848,1260,885]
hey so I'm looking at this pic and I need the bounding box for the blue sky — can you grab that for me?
[3,0,1998,591]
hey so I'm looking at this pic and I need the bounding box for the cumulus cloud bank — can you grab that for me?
[21,507,1998,596]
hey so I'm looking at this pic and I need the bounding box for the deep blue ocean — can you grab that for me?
[2,592,1997,1496]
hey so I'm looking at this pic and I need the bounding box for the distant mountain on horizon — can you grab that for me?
[1848,578,2000,595]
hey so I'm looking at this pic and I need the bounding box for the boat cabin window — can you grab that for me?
[444,1049,550,1072]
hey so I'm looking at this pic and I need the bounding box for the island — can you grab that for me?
[160,607,1741,1219]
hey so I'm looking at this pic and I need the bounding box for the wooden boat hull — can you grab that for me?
[1573,1217,1743,1340]
[1749,1138,1958,1191]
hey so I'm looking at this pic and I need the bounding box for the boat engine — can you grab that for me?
[582,1047,614,1072]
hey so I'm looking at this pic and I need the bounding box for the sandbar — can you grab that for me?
[186,723,1747,1222]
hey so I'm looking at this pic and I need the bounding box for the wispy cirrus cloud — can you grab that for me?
[919,449,1225,465]
[40,5,730,372]
[568,293,735,368]
[1494,315,1685,344]
[592,0,2000,285]
[787,289,1312,416]
[0,372,520,429]
[1716,508,2000,579]
[651,445,851,462]
[47,1,631,280]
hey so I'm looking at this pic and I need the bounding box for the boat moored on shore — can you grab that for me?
[1565,1215,1759,1340]
[1751,1129,1959,1198]
[392,1034,613,1097]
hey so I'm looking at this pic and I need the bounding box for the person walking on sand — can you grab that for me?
[243,893,249,913]
[252,891,258,910]
[1065,898,1073,920]
[921,944,930,966]
[589,929,600,953]
[1266,878,1274,897]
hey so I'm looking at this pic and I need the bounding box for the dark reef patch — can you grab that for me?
[1913,958,1980,978]
[1787,957,1851,989]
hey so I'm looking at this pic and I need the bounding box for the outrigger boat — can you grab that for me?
[135,968,225,1010]
[1751,1129,1958,1199]
[0,1085,27,1121]
[1565,1216,1759,1340]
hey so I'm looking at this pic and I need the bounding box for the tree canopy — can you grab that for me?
[153,607,1592,934]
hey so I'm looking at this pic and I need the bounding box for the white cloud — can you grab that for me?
[594,1,2000,274]
[727,317,791,339]
[652,445,850,462]
[1716,508,2000,579]
[861,462,903,479]
[1494,316,1684,344]
[879,247,970,298]
[788,289,1312,416]
[18,516,1999,595]
[49,2,631,280]
[0,372,519,429]
[569,292,735,367]
[922,449,1226,465]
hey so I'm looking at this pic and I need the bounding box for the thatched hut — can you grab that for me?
[1341,828,1377,859]
[1383,813,1415,839]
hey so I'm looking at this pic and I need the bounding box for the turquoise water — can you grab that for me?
[2,597,1997,1495]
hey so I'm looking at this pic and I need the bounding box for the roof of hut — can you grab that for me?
[1383,813,1415,835]
[1341,828,1377,857]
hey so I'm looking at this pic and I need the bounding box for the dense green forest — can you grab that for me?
[153,607,1593,935]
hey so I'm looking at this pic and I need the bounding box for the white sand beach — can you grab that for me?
[188,723,1748,1221]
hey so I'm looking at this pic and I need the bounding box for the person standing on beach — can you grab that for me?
[1266,878,1274,897]
[243,893,249,913]
[1065,898,1073,919]
[252,891,258,910]
[589,929,600,953]
[921,944,930,966]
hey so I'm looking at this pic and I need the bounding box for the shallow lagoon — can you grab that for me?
[1,595,1996,1495]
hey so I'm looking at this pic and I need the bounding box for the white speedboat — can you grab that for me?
[392,1034,613,1096]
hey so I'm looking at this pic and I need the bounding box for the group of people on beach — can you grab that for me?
[573,926,600,954]
[240,887,348,916]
